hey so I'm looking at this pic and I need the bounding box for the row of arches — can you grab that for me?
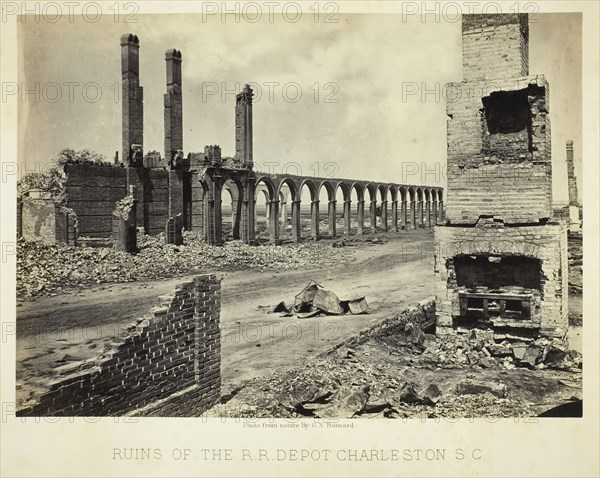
[215,175,443,244]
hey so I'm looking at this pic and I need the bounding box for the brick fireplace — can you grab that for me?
[433,14,569,342]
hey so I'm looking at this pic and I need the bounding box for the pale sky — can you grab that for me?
[17,13,581,202]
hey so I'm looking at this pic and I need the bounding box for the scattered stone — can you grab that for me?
[520,345,542,368]
[544,346,567,367]
[513,344,527,361]
[456,380,508,399]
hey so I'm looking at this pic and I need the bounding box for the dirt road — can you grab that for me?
[16,230,436,404]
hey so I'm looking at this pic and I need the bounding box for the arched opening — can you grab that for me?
[220,178,243,242]
[277,179,297,242]
[300,179,318,240]
[431,189,438,227]
[399,187,407,229]
[318,181,335,238]
[389,186,399,232]
[424,188,431,227]
[408,187,416,229]
[335,183,350,235]
[378,185,390,232]
[366,184,377,233]
[416,187,423,228]
[437,189,444,222]
[254,177,276,243]
[350,183,364,235]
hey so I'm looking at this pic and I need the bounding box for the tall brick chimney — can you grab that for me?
[164,49,183,167]
[434,14,568,343]
[566,140,579,206]
[235,84,253,168]
[121,34,143,167]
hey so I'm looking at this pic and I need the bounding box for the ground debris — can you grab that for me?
[17,233,349,300]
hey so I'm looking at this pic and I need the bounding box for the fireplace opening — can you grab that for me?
[454,254,541,290]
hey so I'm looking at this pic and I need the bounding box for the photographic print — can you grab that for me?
[1,1,598,477]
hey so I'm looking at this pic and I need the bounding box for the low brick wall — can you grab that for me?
[328,297,436,352]
[17,274,221,417]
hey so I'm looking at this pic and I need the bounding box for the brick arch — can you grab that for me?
[350,182,364,202]
[399,186,408,201]
[318,180,335,202]
[431,189,438,201]
[408,187,415,201]
[437,189,444,201]
[255,176,276,200]
[378,184,389,202]
[424,188,431,201]
[335,182,351,202]
[276,177,299,202]
[222,178,243,240]
[365,183,377,202]
[388,185,398,202]
[300,178,318,202]
[416,187,423,201]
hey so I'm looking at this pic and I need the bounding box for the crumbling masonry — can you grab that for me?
[434,14,569,342]
[19,33,443,247]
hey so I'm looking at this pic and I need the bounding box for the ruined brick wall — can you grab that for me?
[17,274,221,417]
[434,223,569,338]
[63,164,191,239]
[145,169,170,236]
[21,196,57,243]
[64,164,127,238]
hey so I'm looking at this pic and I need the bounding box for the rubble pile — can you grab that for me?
[16,233,349,299]
[209,356,537,419]
[414,332,583,372]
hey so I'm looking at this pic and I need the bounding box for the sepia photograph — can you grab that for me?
[1,1,598,477]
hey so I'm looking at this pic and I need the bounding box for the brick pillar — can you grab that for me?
[400,200,407,229]
[243,177,255,244]
[426,200,431,227]
[410,200,416,229]
[438,200,444,223]
[370,200,377,232]
[357,200,365,235]
[269,200,280,244]
[328,200,337,238]
[432,200,438,225]
[417,200,423,228]
[291,200,301,242]
[391,200,398,232]
[164,49,183,166]
[343,200,352,235]
[381,200,388,232]
[566,140,579,206]
[235,85,254,168]
[121,34,143,166]
[311,200,320,240]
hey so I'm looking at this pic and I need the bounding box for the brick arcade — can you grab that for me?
[433,14,569,342]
